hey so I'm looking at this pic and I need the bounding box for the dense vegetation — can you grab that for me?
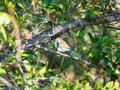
[0,0,120,89]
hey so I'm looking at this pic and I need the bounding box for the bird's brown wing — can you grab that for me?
[59,40,70,49]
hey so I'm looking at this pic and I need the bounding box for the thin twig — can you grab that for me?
[34,45,97,67]
[0,77,20,89]
[106,25,120,30]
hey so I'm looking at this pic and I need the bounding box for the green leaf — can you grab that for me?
[112,40,120,46]
[7,1,18,18]
[115,69,120,74]
[0,26,7,41]
[52,77,61,86]
[31,0,35,5]
[0,12,11,26]
[105,67,113,75]
[85,8,93,17]
[24,73,32,80]
[86,72,92,79]
[58,4,63,9]
[0,68,6,75]
[88,33,94,43]
[98,36,109,44]
[39,62,48,77]
[110,30,117,36]
[7,1,15,10]
[39,66,47,76]
[92,11,100,16]
[94,81,103,89]
[72,80,79,90]
[17,2,24,8]
[77,28,85,38]
[83,82,91,90]
[115,49,120,59]
[104,81,114,89]
[58,80,66,89]
[23,60,32,72]
[42,0,53,7]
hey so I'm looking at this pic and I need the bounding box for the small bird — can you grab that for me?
[55,37,78,56]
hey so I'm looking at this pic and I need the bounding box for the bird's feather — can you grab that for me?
[55,37,70,49]
[55,37,78,56]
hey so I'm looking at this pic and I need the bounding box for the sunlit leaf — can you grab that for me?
[0,68,6,75]
[0,26,7,41]
[58,80,66,89]
[0,12,11,26]
[7,1,18,18]
[31,0,35,5]
[23,60,32,72]
[114,81,120,89]
[39,62,48,77]
[25,73,32,79]
[59,4,63,9]
[110,30,117,36]
[82,47,88,51]
[17,2,24,8]
[52,77,61,87]
[26,80,33,86]
[86,72,92,79]
[104,81,114,89]
[112,40,120,45]
[7,1,14,9]
[94,81,103,89]
[88,33,94,43]
[82,81,92,90]
[115,69,120,74]
[72,80,79,89]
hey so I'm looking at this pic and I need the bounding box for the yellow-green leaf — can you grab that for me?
[0,68,6,75]
[104,81,114,89]
[0,12,11,26]
[39,62,48,76]
[0,26,7,41]
[39,66,47,76]
[31,0,35,5]
[17,3,24,8]
[23,60,32,72]
[82,47,88,51]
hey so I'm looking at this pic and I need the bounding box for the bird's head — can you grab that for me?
[55,37,62,43]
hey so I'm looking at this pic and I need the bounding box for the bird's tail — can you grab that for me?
[69,49,79,57]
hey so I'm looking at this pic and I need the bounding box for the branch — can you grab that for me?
[106,25,120,30]
[7,3,22,63]
[22,11,120,49]
[34,45,97,67]
[0,77,20,89]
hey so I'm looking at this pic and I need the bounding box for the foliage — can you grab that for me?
[0,0,120,89]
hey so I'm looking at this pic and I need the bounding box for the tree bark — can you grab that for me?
[22,11,120,49]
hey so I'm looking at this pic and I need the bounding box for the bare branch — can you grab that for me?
[22,11,120,49]
[106,25,120,30]
[34,45,97,67]
[2,11,120,68]
[0,77,20,89]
